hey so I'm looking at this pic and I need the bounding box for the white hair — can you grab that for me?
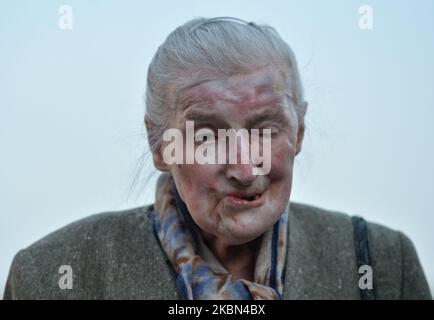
[145,17,306,152]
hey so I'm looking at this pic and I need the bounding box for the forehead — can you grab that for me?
[176,66,291,114]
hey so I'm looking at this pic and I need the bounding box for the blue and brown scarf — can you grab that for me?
[151,173,289,300]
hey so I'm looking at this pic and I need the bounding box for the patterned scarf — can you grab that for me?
[151,173,289,300]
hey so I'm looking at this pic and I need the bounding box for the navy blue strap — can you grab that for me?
[351,216,377,300]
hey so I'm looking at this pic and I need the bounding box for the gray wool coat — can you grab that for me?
[3,202,432,300]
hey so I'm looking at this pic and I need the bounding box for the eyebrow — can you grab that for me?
[183,105,289,129]
[245,107,289,128]
[183,109,229,129]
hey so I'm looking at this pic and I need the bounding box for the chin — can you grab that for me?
[222,235,259,246]
[221,225,266,245]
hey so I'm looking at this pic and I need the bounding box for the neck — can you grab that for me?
[200,231,261,281]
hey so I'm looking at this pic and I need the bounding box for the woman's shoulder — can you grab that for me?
[289,201,415,260]
[289,201,432,299]
[290,201,399,238]
[16,205,156,261]
[3,204,180,299]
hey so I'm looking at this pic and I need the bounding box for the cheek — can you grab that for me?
[269,137,296,178]
[180,164,221,186]
[265,138,295,216]
[172,164,220,215]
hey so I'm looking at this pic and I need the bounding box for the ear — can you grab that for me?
[295,124,305,156]
[145,115,170,171]
[295,101,308,156]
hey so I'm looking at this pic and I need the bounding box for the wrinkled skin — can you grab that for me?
[149,65,306,279]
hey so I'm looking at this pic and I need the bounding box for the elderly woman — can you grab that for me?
[4,17,431,300]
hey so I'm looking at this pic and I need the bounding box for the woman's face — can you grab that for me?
[158,65,304,245]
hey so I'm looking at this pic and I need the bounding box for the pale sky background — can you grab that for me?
[1,0,433,298]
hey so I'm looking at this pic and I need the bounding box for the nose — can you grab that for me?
[225,133,258,187]
[226,163,257,187]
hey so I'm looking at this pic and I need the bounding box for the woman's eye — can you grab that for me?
[195,129,216,143]
[259,127,279,136]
